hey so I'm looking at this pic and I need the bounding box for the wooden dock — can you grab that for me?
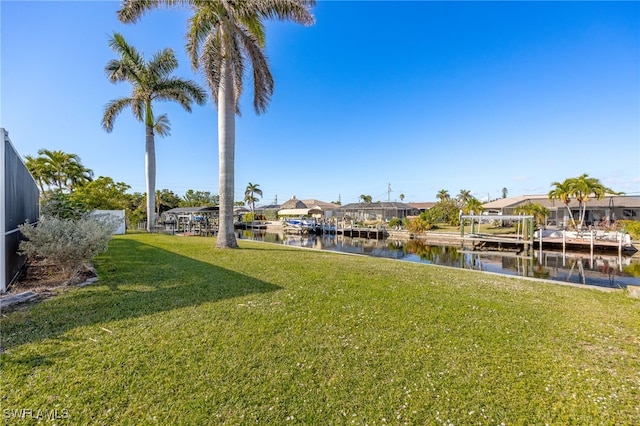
[462,233,637,254]
[337,226,387,239]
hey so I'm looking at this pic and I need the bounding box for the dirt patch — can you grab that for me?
[3,258,97,300]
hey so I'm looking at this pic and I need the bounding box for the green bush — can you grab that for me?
[618,220,640,240]
[388,217,403,229]
[18,215,118,283]
[41,190,90,220]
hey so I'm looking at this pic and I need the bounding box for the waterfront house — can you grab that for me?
[482,194,640,227]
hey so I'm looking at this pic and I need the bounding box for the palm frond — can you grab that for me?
[107,33,146,84]
[253,0,316,26]
[149,48,179,79]
[237,27,273,114]
[187,4,218,70]
[153,78,208,108]
[201,31,224,105]
[130,96,146,122]
[154,113,172,138]
[102,97,134,132]
[118,0,190,24]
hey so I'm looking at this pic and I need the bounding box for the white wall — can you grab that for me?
[92,210,126,235]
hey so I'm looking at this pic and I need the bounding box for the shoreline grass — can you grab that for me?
[2,233,639,424]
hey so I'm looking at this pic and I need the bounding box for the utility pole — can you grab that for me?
[387,183,392,203]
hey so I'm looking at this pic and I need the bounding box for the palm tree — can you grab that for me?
[501,187,508,199]
[514,202,549,227]
[26,149,93,193]
[118,0,315,248]
[102,32,206,232]
[360,194,373,203]
[462,197,483,215]
[24,154,50,194]
[436,189,450,203]
[399,193,405,202]
[548,179,577,229]
[569,173,613,230]
[456,189,473,208]
[244,182,263,214]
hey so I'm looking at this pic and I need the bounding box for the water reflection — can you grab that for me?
[236,230,640,289]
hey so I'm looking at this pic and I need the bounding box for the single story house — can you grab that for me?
[336,202,419,223]
[482,194,640,227]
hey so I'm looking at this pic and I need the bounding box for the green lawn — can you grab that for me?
[2,233,639,424]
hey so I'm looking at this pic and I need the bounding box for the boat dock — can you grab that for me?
[337,226,387,239]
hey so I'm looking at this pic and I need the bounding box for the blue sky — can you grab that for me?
[2,1,639,205]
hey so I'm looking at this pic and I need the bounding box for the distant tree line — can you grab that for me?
[24,149,218,227]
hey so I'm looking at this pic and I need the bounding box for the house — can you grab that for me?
[336,202,419,223]
[408,202,437,214]
[276,196,340,220]
[482,194,640,227]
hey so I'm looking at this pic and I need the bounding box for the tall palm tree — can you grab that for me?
[501,187,508,199]
[548,179,577,229]
[436,189,450,203]
[118,0,315,248]
[102,32,206,232]
[244,182,263,214]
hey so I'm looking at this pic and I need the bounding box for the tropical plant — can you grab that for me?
[72,176,132,211]
[502,187,508,199]
[102,32,207,232]
[399,194,405,202]
[181,190,218,207]
[456,189,473,208]
[244,182,263,214]
[156,189,182,217]
[548,179,577,229]
[407,212,433,233]
[388,217,403,229]
[514,202,549,227]
[461,197,484,215]
[118,0,315,248]
[360,194,373,203]
[24,149,93,193]
[430,199,460,226]
[618,220,640,240]
[549,174,616,230]
[436,189,450,202]
[40,191,90,220]
[569,173,615,230]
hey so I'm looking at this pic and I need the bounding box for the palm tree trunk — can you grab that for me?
[145,124,156,233]
[216,59,238,248]
[564,204,576,229]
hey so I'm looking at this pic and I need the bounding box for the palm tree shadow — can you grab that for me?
[1,238,281,350]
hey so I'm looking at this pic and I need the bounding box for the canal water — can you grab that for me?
[235,230,640,289]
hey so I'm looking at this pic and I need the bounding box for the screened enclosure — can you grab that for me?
[2,128,40,292]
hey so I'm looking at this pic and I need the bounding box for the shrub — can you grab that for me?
[618,220,640,240]
[41,190,89,220]
[388,217,403,229]
[18,215,118,283]
[407,213,433,233]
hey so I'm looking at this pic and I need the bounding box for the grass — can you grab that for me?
[2,233,639,424]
